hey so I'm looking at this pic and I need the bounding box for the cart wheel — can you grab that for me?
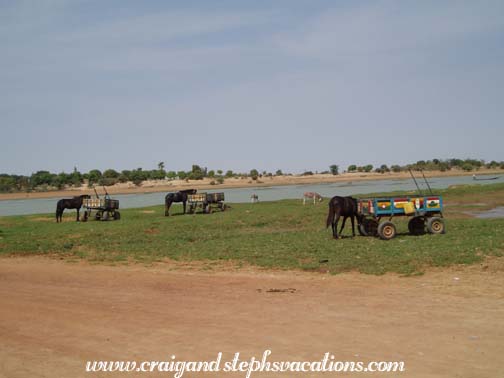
[113,211,121,220]
[359,218,378,236]
[408,216,426,235]
[205,204,212,214]
[95,212,101,221]
[378,221,396,240]
[358,224,367,236]
[427,217,445,234]
[101,211,109,221]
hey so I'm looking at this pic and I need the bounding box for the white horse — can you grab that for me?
[303,192,323,205]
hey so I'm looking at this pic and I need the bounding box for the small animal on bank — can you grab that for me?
[251,194,259,203]
[164,189,197,216]
[56,194,90,223]
[326,196,361,239]
[303,192,323,205]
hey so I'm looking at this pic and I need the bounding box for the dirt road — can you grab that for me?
[1,257,503,378]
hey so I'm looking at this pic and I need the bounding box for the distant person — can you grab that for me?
[251,194,259,203]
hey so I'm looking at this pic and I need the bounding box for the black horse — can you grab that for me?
[56,194,90,223]
[164,189,197,216]
[326,196,362,239]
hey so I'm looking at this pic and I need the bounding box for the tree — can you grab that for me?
[380,164,390,172]
[70,167,82,187]
[249,169,259,180]
[347,165,357,172]
[275,169,283,176]
[189,165,204,180]
[391,165,402,173]
[103,169,120,179]
[329,165,339,175]
[0,176,16,193]
[158,162,165,170]
[166,171,177,180]
[461,163,474,172]
[88,169,102,185]
[364,164,373,173]
[225,170,234,178]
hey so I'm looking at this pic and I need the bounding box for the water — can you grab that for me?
[0,174,501,216]
[473,207,504,219]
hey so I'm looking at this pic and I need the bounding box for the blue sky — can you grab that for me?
[1,0,503,175]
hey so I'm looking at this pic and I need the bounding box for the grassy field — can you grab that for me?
[1,183,503,275]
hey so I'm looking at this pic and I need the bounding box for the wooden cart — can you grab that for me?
[82,196,120,221]
[187,192,226,214]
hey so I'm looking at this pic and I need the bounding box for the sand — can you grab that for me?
[1,256,503,378]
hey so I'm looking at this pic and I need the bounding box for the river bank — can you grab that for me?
[0,168,502,201]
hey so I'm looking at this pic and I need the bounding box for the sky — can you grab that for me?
[1,0,503,175]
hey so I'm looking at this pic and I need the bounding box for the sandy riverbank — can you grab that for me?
[0,169,502,201]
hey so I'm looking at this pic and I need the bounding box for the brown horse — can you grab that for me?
[56,194,90,223]
[326,196,361,239]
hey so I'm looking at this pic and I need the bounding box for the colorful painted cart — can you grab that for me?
[357,195,445,240]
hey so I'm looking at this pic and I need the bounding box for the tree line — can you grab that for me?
[345,158,504,174]
[0,158,502,193]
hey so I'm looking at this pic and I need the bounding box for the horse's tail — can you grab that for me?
[326,202,335,228]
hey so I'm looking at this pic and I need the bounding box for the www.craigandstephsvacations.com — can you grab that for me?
[85,350,406,376]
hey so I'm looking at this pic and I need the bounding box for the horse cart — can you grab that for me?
[357,195,445,240]
[82,192,120,221]
[187,192,226,214]
[356,170,446,240]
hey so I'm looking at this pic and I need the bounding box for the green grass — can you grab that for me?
[0,183,503,275]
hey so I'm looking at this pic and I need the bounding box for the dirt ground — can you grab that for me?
[1,257,503,378]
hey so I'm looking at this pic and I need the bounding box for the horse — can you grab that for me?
[56,194,90,223]
[303,192,323,205]
[164,189,197,216]
[251,194,259,203]
[326,196,362,239]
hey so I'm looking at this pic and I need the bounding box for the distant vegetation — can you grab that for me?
[346,158,504,174]
[0,158,503,193]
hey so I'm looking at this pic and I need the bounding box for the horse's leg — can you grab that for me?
[339,216,347,236]
[182,200,186,214]
[351,215,356,237]
[165,201,171,216]
[332,213,341,239]
[76,208,80,222]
